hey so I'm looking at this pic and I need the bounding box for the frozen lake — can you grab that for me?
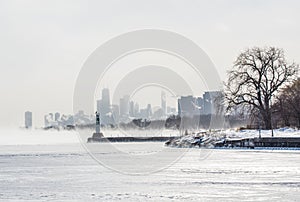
[0,130,300,201]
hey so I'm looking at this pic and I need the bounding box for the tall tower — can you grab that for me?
[96,88,112,125]
[120,95,130,118]
[102,88,110,111]
[25,111,32,129]
[147,104,152,118]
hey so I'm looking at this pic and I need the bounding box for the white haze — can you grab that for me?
[0,0,300,127]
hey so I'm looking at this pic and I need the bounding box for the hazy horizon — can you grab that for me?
[1,0,300,128]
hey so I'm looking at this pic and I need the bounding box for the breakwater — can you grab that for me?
[87,136,177,143]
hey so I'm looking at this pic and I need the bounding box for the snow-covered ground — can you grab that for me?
[220,127,300,139]
[165,128,300,148]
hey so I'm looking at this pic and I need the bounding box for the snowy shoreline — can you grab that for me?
[165,127,300,149]
[0,127,299,146]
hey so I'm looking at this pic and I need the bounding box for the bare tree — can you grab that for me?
[224,47,298,129]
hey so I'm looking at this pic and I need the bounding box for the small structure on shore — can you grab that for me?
[88,112,103,142]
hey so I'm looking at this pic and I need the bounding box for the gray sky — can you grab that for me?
[0,0,299,128]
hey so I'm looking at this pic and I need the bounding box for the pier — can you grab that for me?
[87,111,177,143]
[87,136,177,143]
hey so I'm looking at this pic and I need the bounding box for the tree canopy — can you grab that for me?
[225,47,298,129]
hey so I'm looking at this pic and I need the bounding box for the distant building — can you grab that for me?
[194,97,204,115]
[44,113,53,127]
[101,88,111,124]
[153,108,164,120]
[74,110,94,125]
[129,101,135,117]
[134,103,139,117]
[49,113,53,120]
[25,111,32,129]
[55,112,60,121]
[60,114,74,126]
[101,88,111,114]
[147,104,152,118]
[178,96,197,117]
[111,104,120,124]
[178,92,223,117]
[139,108,149,119]
[203,91,223,115]
[167,106,177,115]
[120,95,130,120]
[95,88,112,125]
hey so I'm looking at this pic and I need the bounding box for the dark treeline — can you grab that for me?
[272,78,300,128]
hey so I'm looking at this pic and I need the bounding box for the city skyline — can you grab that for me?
[28,88,223,128]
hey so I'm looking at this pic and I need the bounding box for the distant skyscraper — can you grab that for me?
[147,104,152,118]
[25,111,32,129]
[134,103,139,117]
[102,88,111,115]
[101,88,111,124]
[120,95,130,118]
[95,88,112,125]
[203,91,222,115]
[161,91,166,116]
[55,112,60,121]
[97,99,102,114]
[195,97,204,115]
[178,96,196,117]
[111,104,120,124]
[129,101,135,117]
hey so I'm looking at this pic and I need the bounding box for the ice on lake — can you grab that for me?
[0,129,300,201]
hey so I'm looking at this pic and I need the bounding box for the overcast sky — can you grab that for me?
[0,0,299,128]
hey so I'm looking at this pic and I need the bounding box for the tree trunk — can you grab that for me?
[262,111,272,130]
